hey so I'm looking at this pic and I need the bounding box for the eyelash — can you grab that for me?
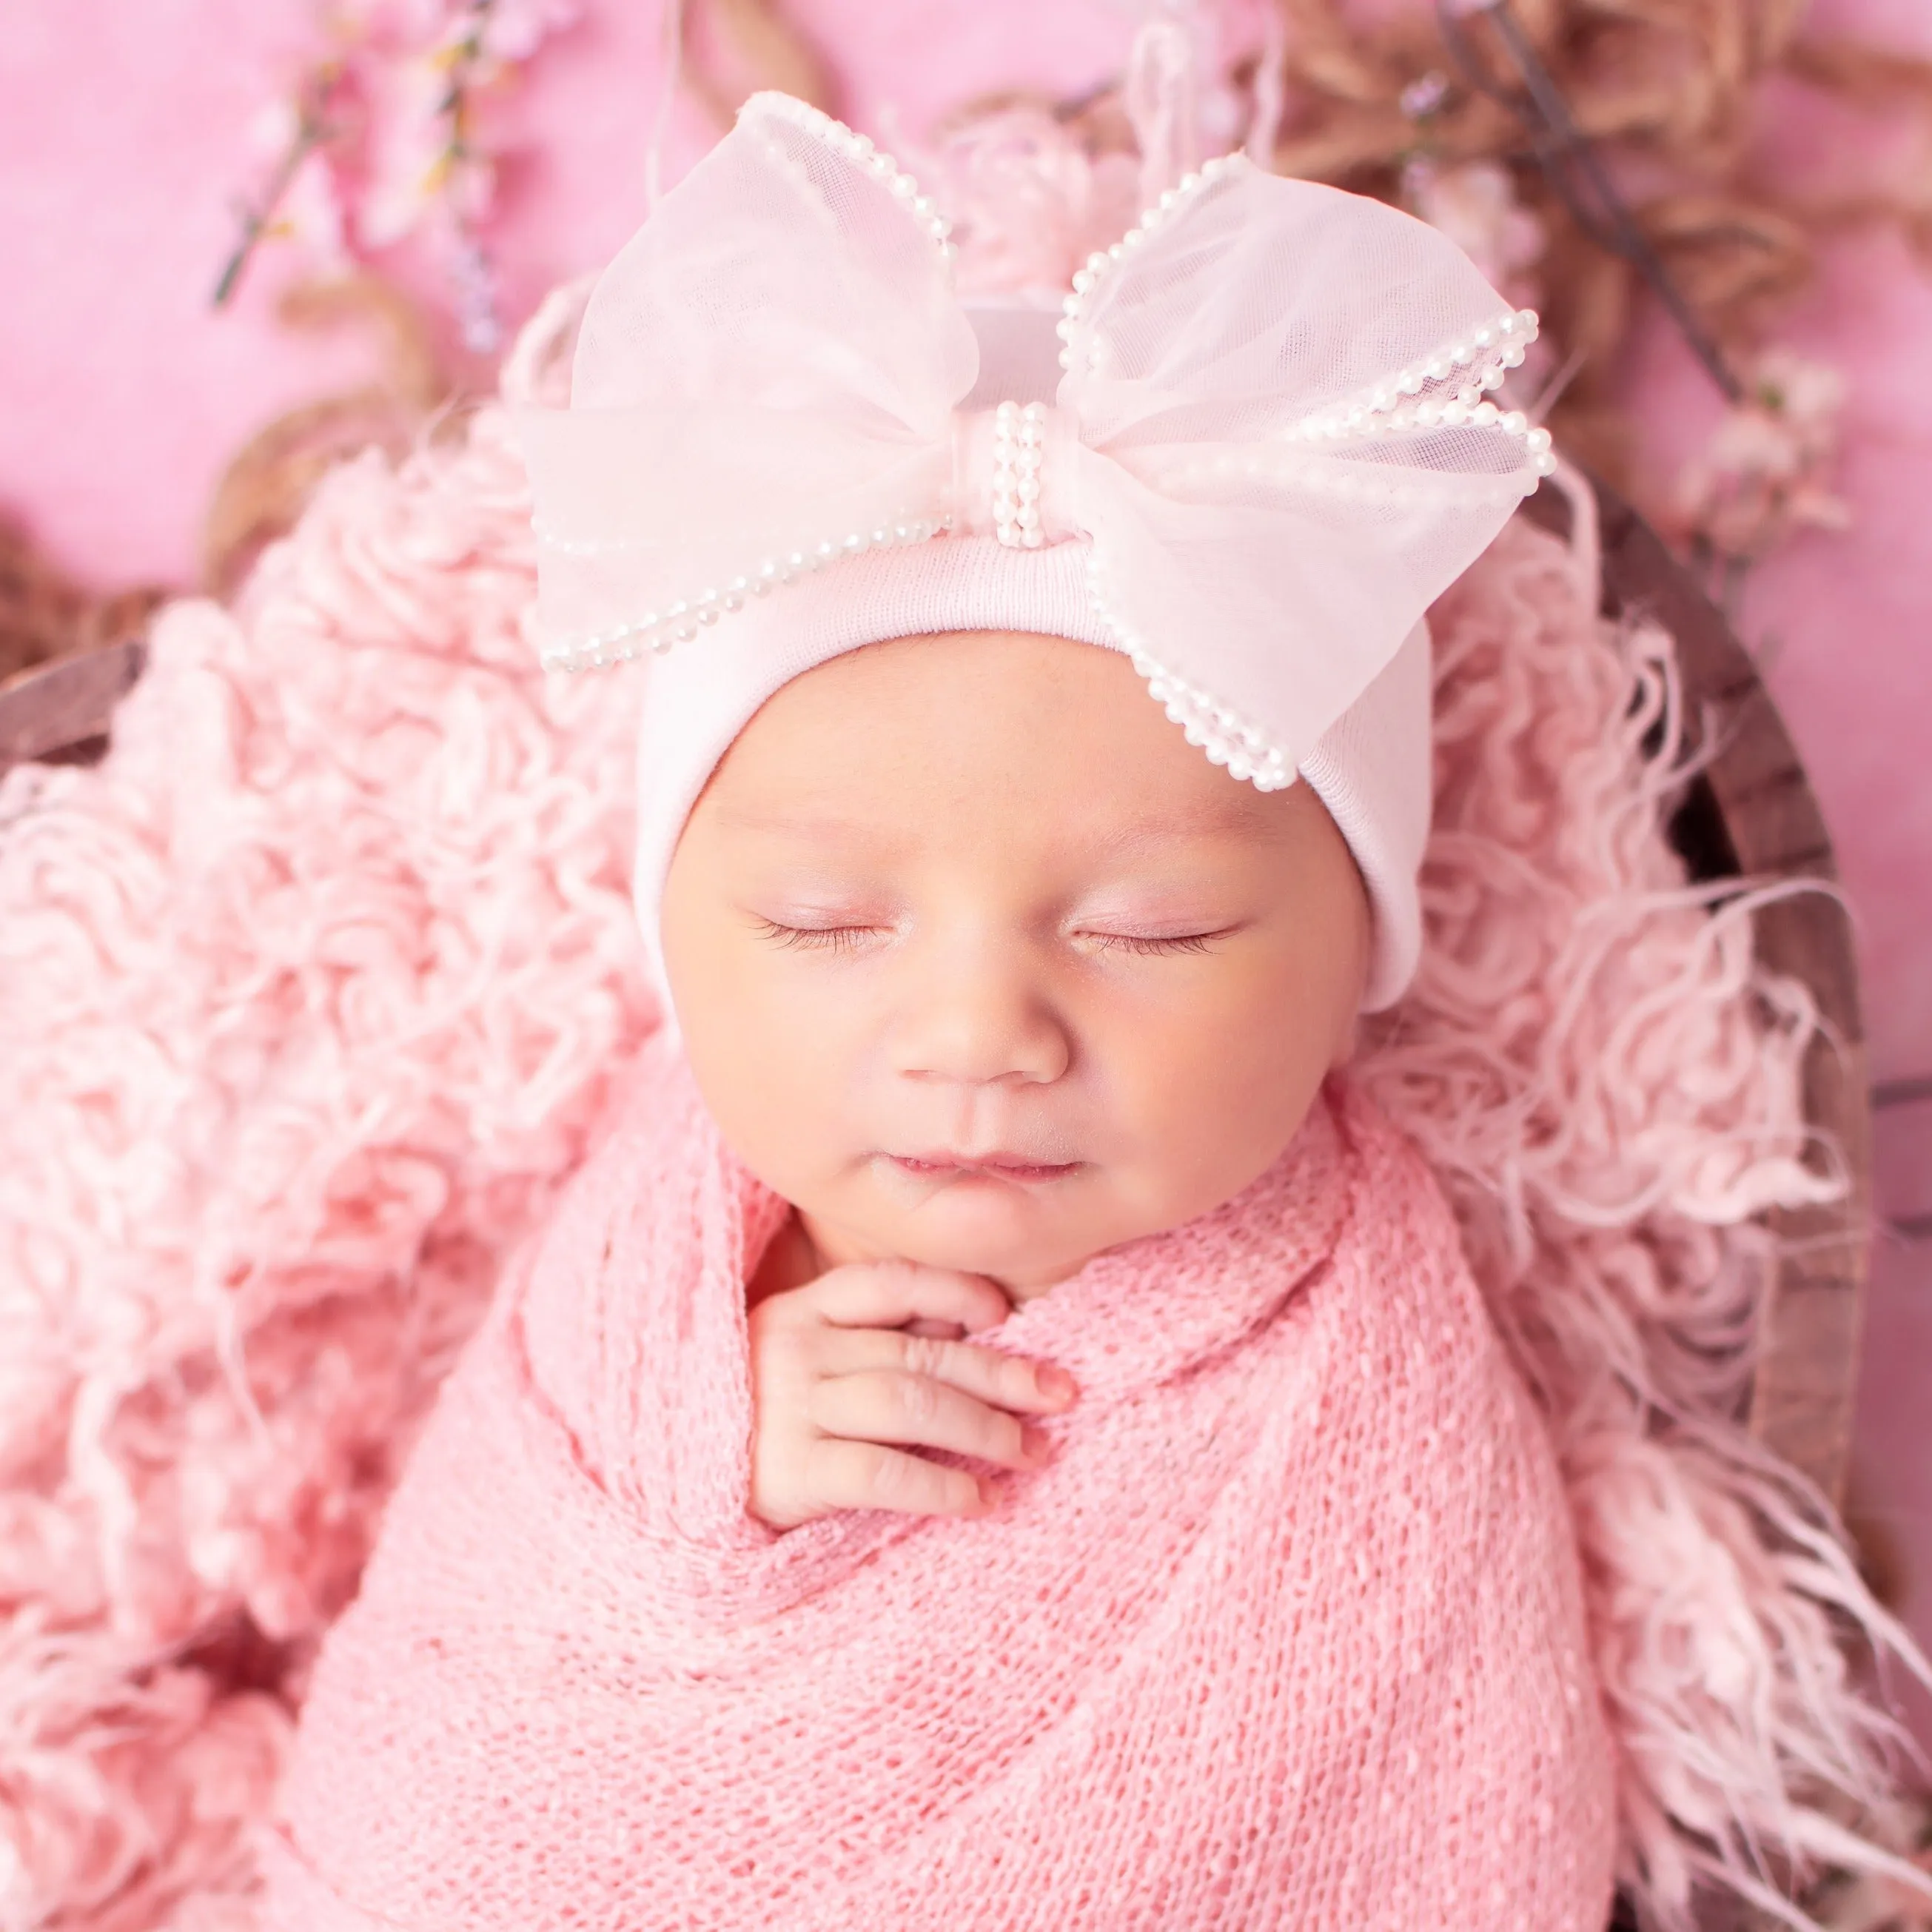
[1086,930,1221,955]
[753,919,878,955]
[752,920,1225,956]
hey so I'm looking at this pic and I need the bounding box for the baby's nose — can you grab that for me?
[950,401,1079,549]
[893,969,1070,1089]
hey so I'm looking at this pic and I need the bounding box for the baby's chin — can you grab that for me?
[842,1165,1144,1301]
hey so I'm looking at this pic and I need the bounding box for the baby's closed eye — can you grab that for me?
[751,915,888,955]
[1075,927,1235,956]
[748,913,1241,957]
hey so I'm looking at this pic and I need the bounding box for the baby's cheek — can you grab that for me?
[1102,1004,1326,1211]
[678,976,862,1208]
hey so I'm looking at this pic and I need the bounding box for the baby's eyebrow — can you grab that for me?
[1086,794,1293,853]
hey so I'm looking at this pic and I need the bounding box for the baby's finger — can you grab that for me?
[810,1369,1052,1472]
[800,1260,1012,1335]
[816,1325,1078,1417]
[805,1433,994,1520]
[902,1317,967,1341]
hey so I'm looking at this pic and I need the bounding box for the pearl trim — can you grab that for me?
[1053,159,1554,485]
[744,92,953,259]
[1057,152,1247,375]
[537,514,951,671]
[1283,307,1557,477]
[992,401,1047,549]
[1155,446,1537,507]
[1084,551,1294,791]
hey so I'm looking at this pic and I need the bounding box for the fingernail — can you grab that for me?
[1019,1424,1052,1465]
[1039,1365,1077,1403]
[976,1477,1001,1509]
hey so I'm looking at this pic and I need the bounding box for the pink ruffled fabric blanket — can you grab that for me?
[258,1034,1618,1932]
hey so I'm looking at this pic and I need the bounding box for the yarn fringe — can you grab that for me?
[0,309,1925,1930]
[1358,474,1931,1930]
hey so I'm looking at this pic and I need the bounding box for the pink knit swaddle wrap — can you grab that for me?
[258,1033,1618,1931]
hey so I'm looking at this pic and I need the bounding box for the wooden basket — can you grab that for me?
[0,480,1871,1932]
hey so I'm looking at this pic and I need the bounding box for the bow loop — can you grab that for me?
[515,94,976,663]
[517,90,1550,783]
[1050,151,1548,778]
[571,93,972,426]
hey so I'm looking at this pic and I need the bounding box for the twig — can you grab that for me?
[211,64,343,309]
[1435,0,1745,404]
[435,0,504,350]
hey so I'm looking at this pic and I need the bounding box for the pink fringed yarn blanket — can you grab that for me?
[3,297,1928,1932]
[259,1036,1617,1932]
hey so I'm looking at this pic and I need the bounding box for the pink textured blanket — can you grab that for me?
[258,1032,1617,1931]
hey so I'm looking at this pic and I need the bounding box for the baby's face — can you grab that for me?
[660,630,1370,1300]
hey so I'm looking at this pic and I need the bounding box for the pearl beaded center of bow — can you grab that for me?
[953,400,1076,549]
[990,400,1047,548]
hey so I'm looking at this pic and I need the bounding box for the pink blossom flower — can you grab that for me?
[273,150,356,270]
[244,95,355,269]
[357,53,457,251]
[920,106,1140,301]
[1673,349,1852,563]
[218,0,574,341]
[480,0,580,65]
[1402,156,1545,310]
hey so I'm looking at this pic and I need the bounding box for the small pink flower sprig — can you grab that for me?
[1401,152,1546,315]
[1671,348,1852,621]
[1393,67,1557,432]
[212,0,578,353]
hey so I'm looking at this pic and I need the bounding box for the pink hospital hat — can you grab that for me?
[515,91,1552,1013]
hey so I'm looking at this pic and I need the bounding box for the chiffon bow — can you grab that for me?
[516,90,1552,787]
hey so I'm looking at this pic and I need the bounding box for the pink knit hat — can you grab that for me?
[515,92,1552,1016]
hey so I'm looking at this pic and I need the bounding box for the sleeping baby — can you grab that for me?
[258,91,1620,1932]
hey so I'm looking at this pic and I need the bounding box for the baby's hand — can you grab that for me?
[747,1261,1079,1533]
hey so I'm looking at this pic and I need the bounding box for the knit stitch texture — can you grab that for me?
[258,1031,1620,1931]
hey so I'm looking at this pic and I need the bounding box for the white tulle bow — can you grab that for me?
[515,90,1552,788]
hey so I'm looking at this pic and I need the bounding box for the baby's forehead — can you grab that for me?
[714,630,1257,808]
[694,630,1338,869]
[710,781,1298,853]
[702,770,1328,905]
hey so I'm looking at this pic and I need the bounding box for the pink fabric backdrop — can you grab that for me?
[3,0,1928,1743]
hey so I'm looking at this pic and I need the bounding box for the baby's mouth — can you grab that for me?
[883,1152,1081,1185]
